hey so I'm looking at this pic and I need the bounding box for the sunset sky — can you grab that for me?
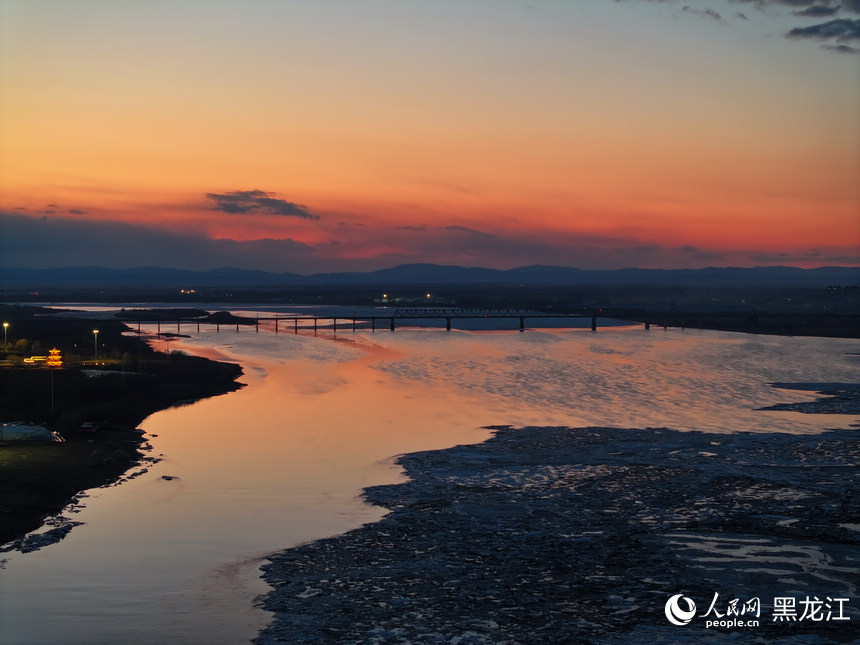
[1,0,858,273]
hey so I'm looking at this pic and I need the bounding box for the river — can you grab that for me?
[1,308,857,644]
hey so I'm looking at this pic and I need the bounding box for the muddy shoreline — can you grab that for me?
[257,391,859,643]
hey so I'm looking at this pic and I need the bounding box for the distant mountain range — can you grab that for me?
[2,264,858,290]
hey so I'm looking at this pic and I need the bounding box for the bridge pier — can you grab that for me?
[353,318,356,332]
[591,316,597,331]
[446,317,451,331]
[519,316,525,332]
[372,317,376,332]
[390,317,395,331]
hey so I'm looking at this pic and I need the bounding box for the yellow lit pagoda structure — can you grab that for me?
[46,348,62,368]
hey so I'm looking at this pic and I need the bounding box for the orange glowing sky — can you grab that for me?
[1,0,858,271]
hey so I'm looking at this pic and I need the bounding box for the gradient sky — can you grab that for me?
[1,0,858,273]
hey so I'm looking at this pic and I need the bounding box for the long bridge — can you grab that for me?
[129,308,615,335]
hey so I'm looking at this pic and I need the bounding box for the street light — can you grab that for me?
[3,322,8,349]
[93,329,99,362]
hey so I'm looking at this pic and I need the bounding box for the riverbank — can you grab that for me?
[0,307,244,548]
[257,394,859,643]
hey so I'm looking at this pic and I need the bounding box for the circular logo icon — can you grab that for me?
[665,594,697,625]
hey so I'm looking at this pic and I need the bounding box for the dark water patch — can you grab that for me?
[761,382,860,415]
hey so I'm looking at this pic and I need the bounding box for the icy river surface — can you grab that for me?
[1,308,857,644]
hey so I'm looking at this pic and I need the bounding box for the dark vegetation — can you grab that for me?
[0,304,244,546]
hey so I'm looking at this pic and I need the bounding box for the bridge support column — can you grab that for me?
[446,317,451,331]
[372,318,376,332]
[157,320,161,334]
[314,318,318,334]
[197,321,200,332]
[353,318,356,332]
[275,319,279,333]
[333,317,337,334]
[591,316,597,331]
[390,317,395,331]
[519,317,525,332]
[256,319,259,333]
[177,320,181,333]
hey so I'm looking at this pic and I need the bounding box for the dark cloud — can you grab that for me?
[0,212,318,273]
[735,0,837,8]
[68,209,87,215]
[205,189,319,219]
[823,42,860,51]
[794,4,841,16]
[731,0,860,15]
[787,17,860,40]
[444,225,499,240]
[682,5,724,21]
[621,0,860,52]
[2,212,855,274]
[749,249,860,264]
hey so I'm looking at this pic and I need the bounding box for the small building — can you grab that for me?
[47,348,62,368]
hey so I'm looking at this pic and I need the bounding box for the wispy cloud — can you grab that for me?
[793,4,841,17]
[619,0,860,52]
[787,17,860,51]
[681,5,724,22]
[205,190,319,219]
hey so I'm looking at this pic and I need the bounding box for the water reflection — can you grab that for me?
[0,322,857,644]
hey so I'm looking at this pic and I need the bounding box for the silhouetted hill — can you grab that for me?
[1,264,858,290]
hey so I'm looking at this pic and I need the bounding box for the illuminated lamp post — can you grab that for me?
[3,322,8,349]
[93,329,99,363]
